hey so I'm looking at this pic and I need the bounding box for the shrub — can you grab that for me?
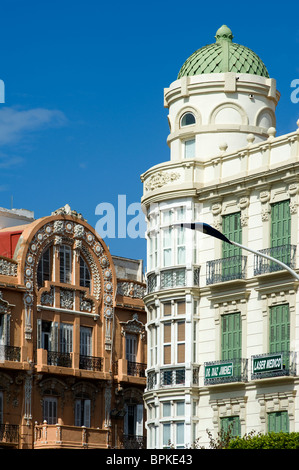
[227,432,299,449]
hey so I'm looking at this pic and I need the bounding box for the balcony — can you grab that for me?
[47,351,72,367]
[206,256,247,285]
[251,351,296,380]
[79,355,103,371]
[34,422,108,449]
[127,361,146,377]
[254,244,296,276]
[0,424,19,447]
[204,358,248,385]
[0,345,21,362]
[36,349,105,375]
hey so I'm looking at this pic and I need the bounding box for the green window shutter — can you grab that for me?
[221,416,241,438]
[268,411,289,433]
[222,213,242,279]
[221,313,241,360]
[269,304,290,354]
[271,201,290,248]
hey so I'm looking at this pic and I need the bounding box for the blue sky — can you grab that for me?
[0,0,298,267]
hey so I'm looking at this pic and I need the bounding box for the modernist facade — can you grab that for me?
[141,25,299,448]
[0,204,146,449]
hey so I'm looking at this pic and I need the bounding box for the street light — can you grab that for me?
[173,222,299,281]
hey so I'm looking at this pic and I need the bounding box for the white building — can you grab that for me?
[141,25,299,448]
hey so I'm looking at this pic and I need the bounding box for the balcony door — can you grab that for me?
[124,404,143,437]
[80,327,92,356]
[126,334,137,363]
[75,397,91,428]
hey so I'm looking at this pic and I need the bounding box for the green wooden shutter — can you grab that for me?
[222,213,242,279]
[268,411,289,433]
[221,416,241,437]
[269,304,290,354]
[271,201,291,266]
[271,201,291,247]
[221,313,241,360]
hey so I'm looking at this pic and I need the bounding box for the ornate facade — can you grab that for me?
[141,25,299,448]
[0,205,146,449]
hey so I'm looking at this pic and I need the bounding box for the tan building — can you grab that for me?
[0,204,146,449]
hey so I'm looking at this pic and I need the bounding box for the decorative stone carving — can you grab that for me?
[145,171,180,191]
[260,190,271,221]
[40,288,54,307]
[117,281,146,299]
[238,196,249,227]
[60,289,74,310]
[51,204,86,221]
[80,292,93,313]
[120,313,146,341]
[211,202,222,230]
[53,220,64,234]
[288,183,298,214]
[74,224,85,239]
[0,258,17,277]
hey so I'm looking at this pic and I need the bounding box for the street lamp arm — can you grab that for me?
[173,221,299,281]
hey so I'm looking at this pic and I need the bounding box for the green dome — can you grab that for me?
[178,25,269,79]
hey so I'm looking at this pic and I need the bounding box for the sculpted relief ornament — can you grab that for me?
[144,171,180,191]
[117,281,146,299]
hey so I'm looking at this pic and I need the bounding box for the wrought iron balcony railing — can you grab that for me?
[254,244,296,276]
[0,345,21,362]
[147,273,157,293]
[47,351,72,367]
[251,351,296,380]
[127,361,146,377]
[79,355,103,371]
[204,358,248,385]
[0,424,19,445]
[206,256,247,285]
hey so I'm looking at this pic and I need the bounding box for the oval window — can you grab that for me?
[181,112,196,127]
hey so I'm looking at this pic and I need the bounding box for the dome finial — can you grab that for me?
[215,25,234,43]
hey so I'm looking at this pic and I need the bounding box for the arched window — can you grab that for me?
[37,247,51,289]
[60,245,72,284]
[180,112,196,127]
[80,256,91,290]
